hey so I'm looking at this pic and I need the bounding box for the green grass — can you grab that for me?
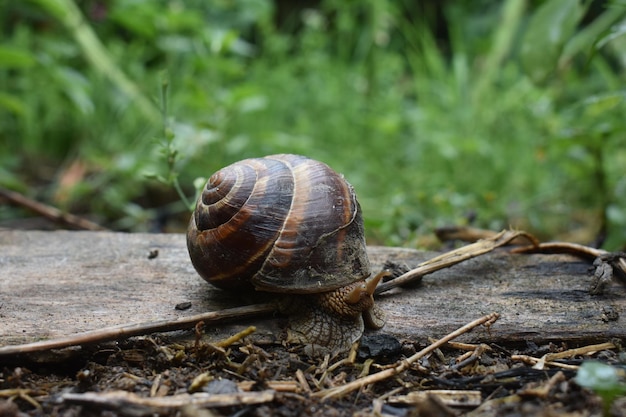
[1,0,626,249]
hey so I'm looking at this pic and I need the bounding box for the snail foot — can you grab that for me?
[285,306,365,356]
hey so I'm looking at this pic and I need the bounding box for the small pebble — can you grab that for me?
[358,334,402,361]
[203,379,239,394]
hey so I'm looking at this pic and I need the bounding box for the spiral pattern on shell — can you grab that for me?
[187,154,371,294]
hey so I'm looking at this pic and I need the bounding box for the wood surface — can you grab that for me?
[1,230,624,351]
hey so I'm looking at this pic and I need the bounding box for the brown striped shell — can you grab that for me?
[186,154,372,295]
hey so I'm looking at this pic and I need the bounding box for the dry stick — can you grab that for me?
[510,341,618,371]
[537,341,617,366]
[512,242,626,280]
[511,241,606,260]
[314,312,500,400]
[439,227,622,267]
[0,186,107,231]
[376,229,539,294]
[62,390,276,411]
[214,326,257,348]
[0,303,275,357]
[435,225,537,246]
[510,355,580,371]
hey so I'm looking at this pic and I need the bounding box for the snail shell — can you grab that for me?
[187,154,371,293]
[187,154,384,352]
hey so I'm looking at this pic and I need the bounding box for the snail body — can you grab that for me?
[187,154,384,352]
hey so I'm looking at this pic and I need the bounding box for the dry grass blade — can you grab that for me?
[510,354,580,370]
[313,312,500,400]
[214,326,257,348]
[533,341,617,370]
[511,341,617,371]
[437,226,626,293]
[376,230,538,294]
[0,389,44,410]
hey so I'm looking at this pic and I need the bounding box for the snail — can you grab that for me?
[186,154,386,353]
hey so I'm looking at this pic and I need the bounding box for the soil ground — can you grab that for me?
[1,331,623,417]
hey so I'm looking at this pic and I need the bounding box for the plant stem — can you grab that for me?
[159,74,193,210]
[32,0,160,122]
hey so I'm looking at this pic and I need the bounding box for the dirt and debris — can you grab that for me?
[1,332,623,416]
[2,229,625,415]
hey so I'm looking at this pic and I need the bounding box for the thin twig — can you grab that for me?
[510,355,580,371]
[519,371,566,398]
[214,326,257,348]
[376,230,538,294]
[314,312,500,400]
[62,389,276,411]
[511,341,617,371]
[435,226,531,246]
[0,303,276,357]
[533,341,617,370]
[0,186,107,231]
[436,226,613,262]
[512,242,626,288]
[0,389,44,410]
[511,241,607,260]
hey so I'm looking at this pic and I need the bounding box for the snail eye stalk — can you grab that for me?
[346,271,387,305]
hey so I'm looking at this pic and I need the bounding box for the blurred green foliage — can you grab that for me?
[1,0,625,249]
[576,360,626,416]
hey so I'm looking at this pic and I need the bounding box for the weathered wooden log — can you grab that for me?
[0,230,623,352]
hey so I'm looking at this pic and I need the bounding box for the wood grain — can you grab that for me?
[0,230,624,349]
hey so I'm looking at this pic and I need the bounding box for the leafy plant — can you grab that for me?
[576,361,626,416]
[1,0,625,248]
[145,74,194,211]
